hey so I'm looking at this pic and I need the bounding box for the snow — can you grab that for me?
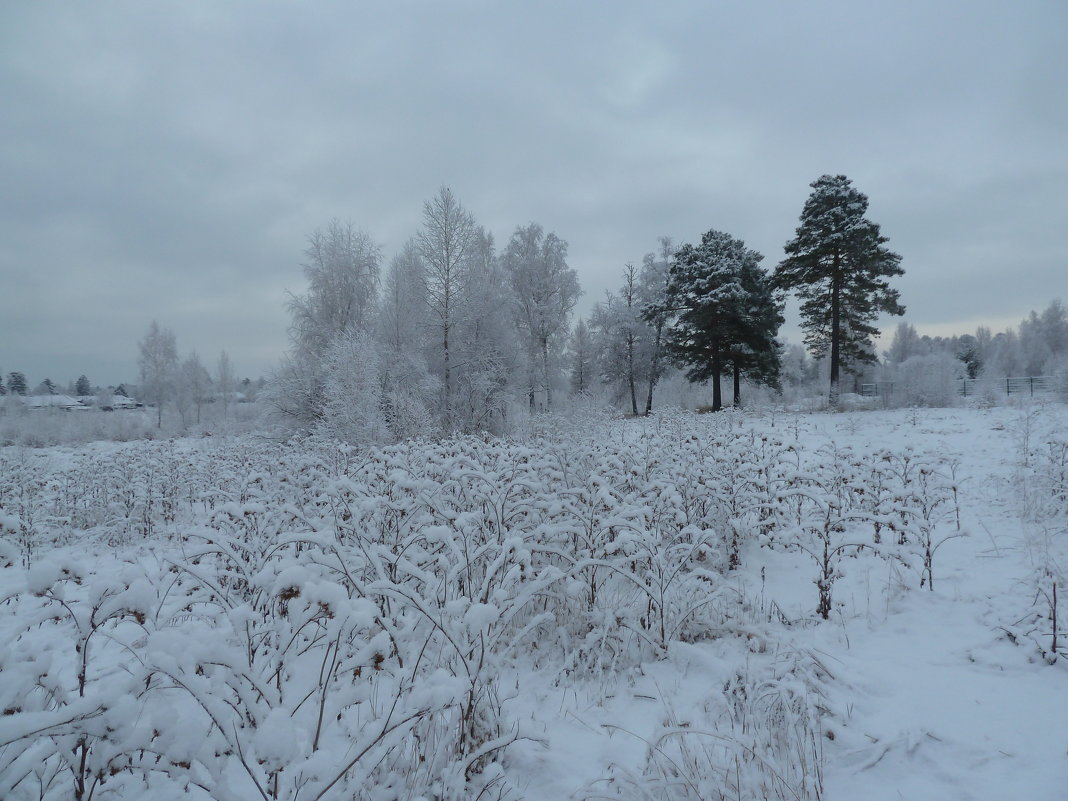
[1,403,1066,799]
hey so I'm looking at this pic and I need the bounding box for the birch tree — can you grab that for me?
[594,265,647,415]
[639,236,675,415]
[451,227,516,433]
[417,187,477,430]
[502,222,581,412]
[138,321,178,428]
[270,220,381,426]
[216,350,234,419]
[288,219,381,358]
[177,350,211,427]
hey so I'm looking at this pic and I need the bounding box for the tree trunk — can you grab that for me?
[443,322,451,429]
[625,332,638,415]
[711,344,723,411]
[829,252,842,408]
[644,322,663,416]
[542,338,552,411]
[733,362,741,407]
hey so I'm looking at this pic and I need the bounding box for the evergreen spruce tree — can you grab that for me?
[664,230,781,411]
[724,258,784,405]
[75,375,92,396]
[775,174,904,406]
[6,372,27,396]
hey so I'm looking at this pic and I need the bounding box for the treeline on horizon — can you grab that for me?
[5,177,1066,438]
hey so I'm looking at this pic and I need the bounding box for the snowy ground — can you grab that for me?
[499,405,1068,800]
[1,403,1065,799]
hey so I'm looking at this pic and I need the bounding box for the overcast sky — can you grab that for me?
[2,1,1066,386]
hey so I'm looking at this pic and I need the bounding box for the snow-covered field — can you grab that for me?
[1,404,1065,800]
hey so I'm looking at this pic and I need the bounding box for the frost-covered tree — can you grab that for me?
[452,227,516,433]
[1019,299,1068,375]
[897,352,967,406]
[288,219,381,358]
[775,174,904,406]
[177,351,211,426]
[986,329,1023,378]
[955,334,982,379]
[885,322,921,365]
[378,239,427,355]
[566,317,596,394]
[417,187,477,429]
[665,230,779,411]
[137,321,178,428]
[216,350,235,419]
[638,236,675,415]
[376,239,453,436]
[264,353,323,428]
[6,371,27,396]
[74,375,91,396]
[317,329,389,444]
[34,378,58,395]
[1038,299,1068,357]
[594,265,648,415]
[269,221,381,427]
[781,343,819,392]
[503,222,581,412]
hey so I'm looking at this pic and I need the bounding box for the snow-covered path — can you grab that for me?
[813,405,1068,800]
[823,583,1067,799]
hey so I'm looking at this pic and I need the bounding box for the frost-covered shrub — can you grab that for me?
[583,646,828,801]
[317,329,390,445]
[0,408,991,798]
[0,558,163,801]
[772,444,877,620]
[1010,407,1068,662]
[380,351,440,441]
[894,352,966,407]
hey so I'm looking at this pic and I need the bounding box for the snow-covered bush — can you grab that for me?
[1,407,997,798]
[0,558,163,801]
[317,329,390,445]
[583,646,829,801]
[893,352,966,407]
[1010,406,1068,662]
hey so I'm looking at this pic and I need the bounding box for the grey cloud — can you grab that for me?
[2,1,1065,384]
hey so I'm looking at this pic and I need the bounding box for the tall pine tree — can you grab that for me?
[775,175,904,406]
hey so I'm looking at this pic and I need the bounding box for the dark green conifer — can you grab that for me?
[775,175,904,406]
